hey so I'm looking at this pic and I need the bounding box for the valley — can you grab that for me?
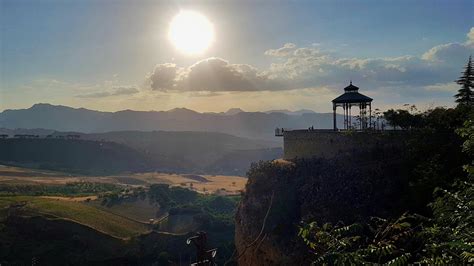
[0,165,246,195]
[0,164,242,264]
[0,131,283,176]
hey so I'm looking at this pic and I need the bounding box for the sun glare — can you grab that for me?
[169,10,214,55]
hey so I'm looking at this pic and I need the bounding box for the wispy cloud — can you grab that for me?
[188,91,222,97]
[424,82,459,92]
[264,43,297,57]
[76,87,139,98]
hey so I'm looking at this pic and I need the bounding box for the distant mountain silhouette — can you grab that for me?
[224,108,245,115]
[264,109,316,115]
[0,103,344,140]
[0,128,56,136]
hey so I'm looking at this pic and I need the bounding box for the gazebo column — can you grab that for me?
[333,103,337,131]
[342,104,345,130]
[343,104,346,129]
[363,103,367,129]
[362,103,367,129]
[349,104,352,129]
[369,102,372,129]
[345,103,349,129]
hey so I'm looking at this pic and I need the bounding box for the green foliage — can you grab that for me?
[194,195,240,227]
[419,183,474,264]
[0,182,120,196]
[455,56,474,105]
[383,107,423,130]
[383,105,470,131]
[101,184,240,228]
[415,119,474,264]
[147,184,198,209]
[196,195,239,215]
[384,105,473,212]
[299,213,424,265]
[457,119,474,175]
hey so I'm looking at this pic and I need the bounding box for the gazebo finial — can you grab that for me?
[350,80,352,85]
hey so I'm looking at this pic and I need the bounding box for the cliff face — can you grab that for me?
[235,146,409,265]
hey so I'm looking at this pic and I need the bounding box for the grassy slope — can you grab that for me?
[88,199,163,223]
[0,196,150,239]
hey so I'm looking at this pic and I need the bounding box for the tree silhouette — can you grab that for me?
[455,56,474,105]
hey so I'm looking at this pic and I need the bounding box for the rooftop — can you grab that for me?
[332,82,373,103]
[343,81,359,92]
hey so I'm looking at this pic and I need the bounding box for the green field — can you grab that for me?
[0,196,150,239]
[88,198,163,223]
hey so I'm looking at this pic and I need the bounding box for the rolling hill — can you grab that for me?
[0,139,158,174]
[0,196,150,239]
[0,133,283,174]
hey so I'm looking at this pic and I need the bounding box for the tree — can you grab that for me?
[383,108,422,130]
[455,56,474,105]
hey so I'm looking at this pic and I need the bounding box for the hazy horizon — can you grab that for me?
[1,102,333,114]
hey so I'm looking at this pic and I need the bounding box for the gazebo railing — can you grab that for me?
[275,128,293,136]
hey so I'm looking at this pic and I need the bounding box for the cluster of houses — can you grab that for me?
[0,134,81,139]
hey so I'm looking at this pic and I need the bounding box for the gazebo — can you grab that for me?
[332,81,373,130]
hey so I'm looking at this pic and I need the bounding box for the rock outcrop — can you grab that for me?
[235,145,409,265]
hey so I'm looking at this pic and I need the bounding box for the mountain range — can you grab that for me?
[0,104,343,140]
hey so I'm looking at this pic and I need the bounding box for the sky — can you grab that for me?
[1,0,473,113]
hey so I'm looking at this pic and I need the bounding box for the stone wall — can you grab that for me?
[283,130,403,159]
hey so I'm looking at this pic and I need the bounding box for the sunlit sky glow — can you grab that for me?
[0,0,473,113]
[169,10,214,55]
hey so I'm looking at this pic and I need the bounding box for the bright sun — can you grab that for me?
[169,10,214,55]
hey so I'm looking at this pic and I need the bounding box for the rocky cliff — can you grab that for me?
[235,145,410,265]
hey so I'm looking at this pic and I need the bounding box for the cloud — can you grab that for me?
[422,27,474,62]
[422,43,472,62]
[76,91,111,98]
[110,87,139,96]
[266,27,473,89]
[424,82,459,92]
[76,87,139,98]
[467,27,474,45]
[149,57,286,92]
[148,63,180,91]
[146,27,474,96]
[188,91,222,97]
[264,43,296,57]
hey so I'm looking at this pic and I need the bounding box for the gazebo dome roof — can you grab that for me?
[344,81,359,92]
[332,92,373,103]
[332,82,373,104]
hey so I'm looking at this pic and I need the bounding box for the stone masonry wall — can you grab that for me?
[283,130,403,160]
